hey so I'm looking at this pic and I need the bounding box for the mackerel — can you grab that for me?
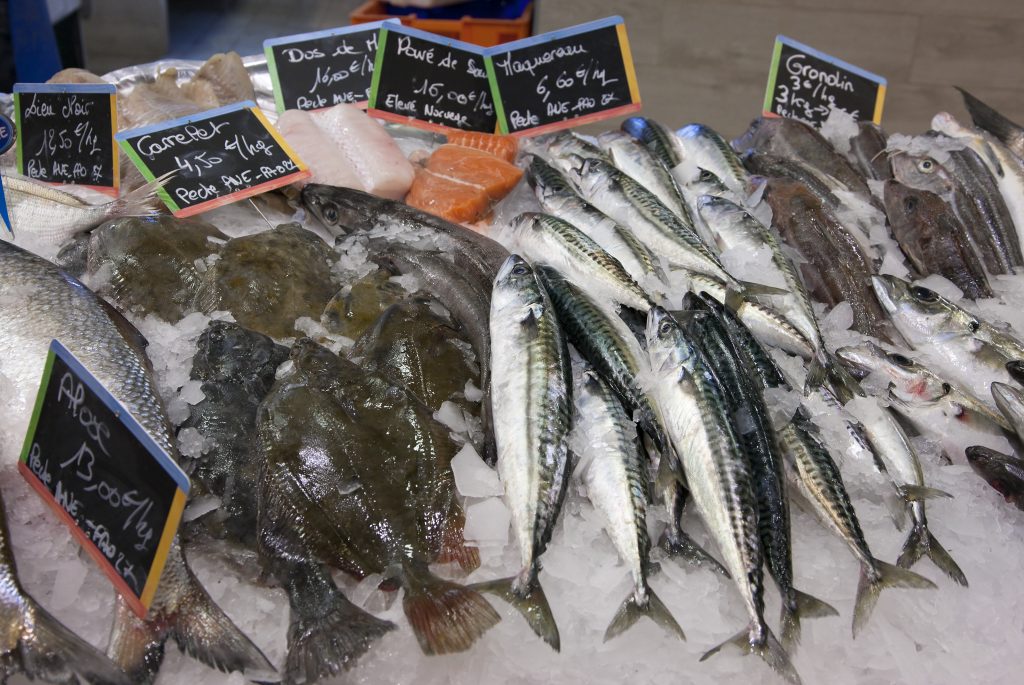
[621,116,686,171]
[475,255,572,650]
[597,130,692,224]
[677,123,751,196]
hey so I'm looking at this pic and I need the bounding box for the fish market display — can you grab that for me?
[4,49,1024,685]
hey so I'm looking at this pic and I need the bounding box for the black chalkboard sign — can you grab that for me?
[484,17,641,136]
[265,20,394,112]
[116,101,309,217]
[763,35,887,127]
[18,340,190,618]
[13,83,119,193]
[368,24,497,132]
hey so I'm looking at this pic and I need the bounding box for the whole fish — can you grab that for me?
[1,171,169,250]
[258,340,494,668]
[848,122,892,181]
[645,306,799,683]
[597,130,691,223]
[842,396,967,586]
[696,193,838,390]
[992,382,1024,443]
[742,151,843,211]
[621,116,686,171]
[946,146,1023,266]
[573,368,685,642]
[300,184,510,286]
[476,255,572,651]
[871,275,1018,402]
[0,241,272,683]
[508,212,655,312]
[957,87,1024,161]
[836,341,1012,435]
[965,445,1024,510]
[764,178,900,345]
[890,151,1019,273]
[526,155,668,293]
[882,181,991,299]
[677,123,751,196]
[371,243,497,465]
[0,489,132,685]
[708,294,937,636]
[681,294,836,649]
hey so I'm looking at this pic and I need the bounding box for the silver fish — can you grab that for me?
[992,382,1024,444]
[677,123,751,196]
[597,130,692,224]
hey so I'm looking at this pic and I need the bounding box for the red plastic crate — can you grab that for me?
[350,1,533,47]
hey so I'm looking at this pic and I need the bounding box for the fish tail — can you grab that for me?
[901,484,954,501]
[104,170,175,220]
[403,564,501,655]
[956,86,1023,145]
[853,558,937,637]
[657,526,730,578]
[898,523,968,587]
[7,590,132,685]
[803,351,829,394]
[604,585,685,643]
[437,504,482,573]
[701,624,802,685]
[283,563,395,685]
[738,279,791,297]
[471,572,560,651]
[780,588,839,651]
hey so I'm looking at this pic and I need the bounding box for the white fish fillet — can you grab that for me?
[275,109,364,190]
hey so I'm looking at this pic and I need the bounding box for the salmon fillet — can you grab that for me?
[446,131,519,163]
[405,144,523,224]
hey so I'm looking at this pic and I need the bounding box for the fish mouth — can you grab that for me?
[834,345,873,380]
[870,275,900,315]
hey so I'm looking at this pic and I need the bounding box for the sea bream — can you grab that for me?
[476,255,572,650]
[0,240,272,684]
[645,306,799,683]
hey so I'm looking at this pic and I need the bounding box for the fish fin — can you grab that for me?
[827,357,865,399]
[7,591,133,685]
[471,575,560,651]
[780,588,839,651]
[107,596,166,684]
[884,493,909,531]
[658,527,730,578]
[604,586,685,643]
[803,353,828,395]
[898,524,968,587]
[900,484,954,501]
[701,625,801,685]
[437,502,482,573]
[956,86,1024,146]
[284,567,395,684]
[853,559,936,637]
[723,286,746,313]
[103,170,175,220]
[95,296,150,359]
[738,280,791,297]
[403,566,501,655]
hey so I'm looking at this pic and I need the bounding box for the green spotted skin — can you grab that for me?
[537,266,667,452]
[622,117,684,170]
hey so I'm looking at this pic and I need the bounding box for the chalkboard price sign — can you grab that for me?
[368,24,497,133]
[484,17,641,136]
[763,35,887,128]
[13,83,119,194]
[264,20,395,112]
[18,340,190,618]
[116,101,309,217]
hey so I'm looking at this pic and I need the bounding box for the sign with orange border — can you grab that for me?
[18,340,189,618]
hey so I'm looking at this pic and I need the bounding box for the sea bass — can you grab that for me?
[476,255,572,650]
[0,241,272,684]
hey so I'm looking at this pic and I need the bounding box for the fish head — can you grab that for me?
[931,112,972,139]
[1007,360,1024,386]
[990,381,1024,424]
[300,184,372,235]
[686,167,730,197]
[889,152,952,194]
[966,445,1024,504]
[507,212,541,242]
[695,193,741,223]
[835,341,944,398]
[568,156,615,197]
[834,341,890,380]
[493,254,542,315]
[526,155,572,199]
[194,320,284,383]
[645,307,695,379]
[882,180,931,225]
[871,275,974,343]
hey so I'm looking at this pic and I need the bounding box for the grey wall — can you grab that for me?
[537,0,1024,139]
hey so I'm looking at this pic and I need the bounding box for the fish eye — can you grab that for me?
[968,320,980,333]
[889,353,913,367]
[903,196,919,212]
[941,382,952,393]
[511,264,528,276]
[659,320,673,335]
[322,205,339,223]
[917,159,935,173]
[699,169,714,182]
[910,285,938,302]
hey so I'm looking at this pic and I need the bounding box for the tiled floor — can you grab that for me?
[82,0,1024,139]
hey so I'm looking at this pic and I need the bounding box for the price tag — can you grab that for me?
[116,101,309,217]
[13,83,119,195]
[18,340,190,618]
[763,35,887,127]
[484,16,641,137]
[264,20,396,112]
[368,24,497,133]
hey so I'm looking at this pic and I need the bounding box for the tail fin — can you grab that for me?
[739,280,791,297]
[701,624,801,685]
[956,86,1024,146]
[658,527,731,578]
[104,170,175,220]
[901,484,953,501]
[897,524,968,587]
[403,565,501,655]
[804,352,828,394]
[853,559,937,637]
[604,585,685,643]
[13,593,132,685]
[472,575,560,651]
[780,588,839,651]
[437,503,482,573]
